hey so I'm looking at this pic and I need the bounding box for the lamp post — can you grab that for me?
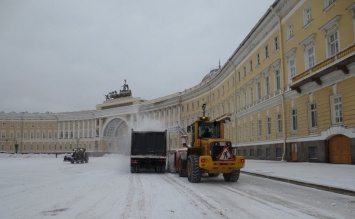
[76,137,80,151]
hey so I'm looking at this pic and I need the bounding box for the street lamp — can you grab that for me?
[76,138,80,150]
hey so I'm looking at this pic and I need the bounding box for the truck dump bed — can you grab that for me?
[130,130,167,173]
[131,131,167,157]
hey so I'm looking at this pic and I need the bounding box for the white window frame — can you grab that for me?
[324,0,336,9]
[265,45,269,59]
[320,15,340,58]
[277,113,282,133]
[308,103,318,129]
[250,121,254,141]
[266,117,271,135]
[258,119,262,137]
[305,45,315,69]
[265,76,270,96]
[287,23,294,40]
[330,94,343,124]
[257,81,262,100]
[275,69,281,91]
[303,6,312,27]
[328,31,339,56]
[250,85,254,104]
[274,36,279,51]
[291,109,298,132]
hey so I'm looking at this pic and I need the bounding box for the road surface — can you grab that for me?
[0,155,354,219]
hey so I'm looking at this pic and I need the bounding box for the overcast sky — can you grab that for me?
[0,0,274,113]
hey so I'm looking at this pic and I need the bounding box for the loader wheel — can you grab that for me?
[187,155,201,183]
[178,160,187,177]
[223,170,240,182]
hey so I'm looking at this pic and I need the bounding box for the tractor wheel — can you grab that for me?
[178,160,188,177]
[223,170,240,182]
[208,173,219,177]
[187,155,201,183]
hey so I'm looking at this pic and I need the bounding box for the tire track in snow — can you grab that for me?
[162,174,229,219]
[120,174,151,219]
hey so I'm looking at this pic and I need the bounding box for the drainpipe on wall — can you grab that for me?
[271,5,287,162]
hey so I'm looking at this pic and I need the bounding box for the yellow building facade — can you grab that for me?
[1,0,354,164]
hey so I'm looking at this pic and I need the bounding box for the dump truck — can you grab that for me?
[179,104,245,183]
[130,129,167,173]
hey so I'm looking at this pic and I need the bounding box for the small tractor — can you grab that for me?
[64,148,89,164]
[178,104,245,183]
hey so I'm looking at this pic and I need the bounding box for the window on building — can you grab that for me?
[267,117,271,135]
[249,60,253,72]
[31,131,34,139]
[250,85,254,104]
[277,113,282,133]
[274,36,279,51]
[304,6,312,26]
[291,109,298,131]
[257,148,262,157]
[250,121,254,141]
[331,95,343,124]
[265,76,270,96]
[276,148,282,158]
[250,149,254,157]
[309,146,317,158]
[244,90,247,108]
[287,23,294,40]
[288,58,296,79]
[257,81,262,101]
[42,131,46,139]
[324,0,336,8]
[266,148,271,157]
[258,119,262,137]
[308,103,318,128]
[275,70,281,91]
[243,124,247,141]
[328,31,339,56]
[305,45,315,69]
[2,122,6,128]
[238,71,241,82]
[243,66,246,77]
[243,149,247,156]
[1,131,5,138]
[265,45,269,59]
[257,53,260,65]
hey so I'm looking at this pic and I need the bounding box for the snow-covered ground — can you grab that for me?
[0,154,354,219]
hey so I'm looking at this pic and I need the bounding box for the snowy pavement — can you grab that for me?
[243,159,355,195]
[1,154,355,219]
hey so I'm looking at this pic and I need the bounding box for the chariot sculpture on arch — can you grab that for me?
[105,79,132,100]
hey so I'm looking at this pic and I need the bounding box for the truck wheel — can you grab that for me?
[131,165,137,173]
[223,170,240,182]
[178,160,187,177]
[187,155,201,183]
[208,173,219,177]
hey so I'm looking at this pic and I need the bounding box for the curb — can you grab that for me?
[241,171,355,197]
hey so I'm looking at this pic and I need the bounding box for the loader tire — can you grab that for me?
[187,155,201,183]
[223,170,240,182]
